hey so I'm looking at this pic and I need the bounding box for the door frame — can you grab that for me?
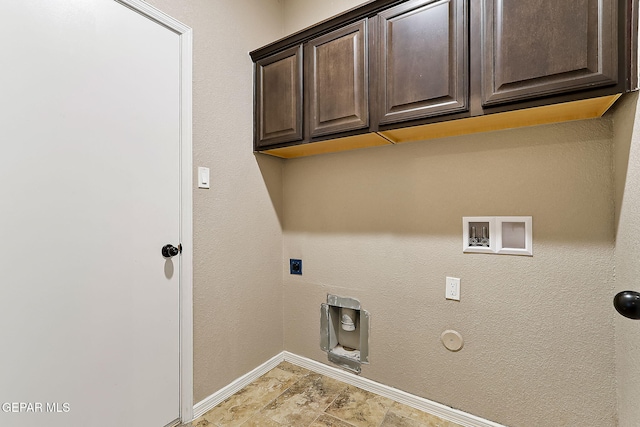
[115,0,193,422]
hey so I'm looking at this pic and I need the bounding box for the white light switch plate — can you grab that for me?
[446,277,460,301]
[198,167,210,189]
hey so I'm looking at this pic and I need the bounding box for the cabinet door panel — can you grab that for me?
[255,45,303,148]
[378,0,467,125]
[306,20,368,138]
[482,0,617,106]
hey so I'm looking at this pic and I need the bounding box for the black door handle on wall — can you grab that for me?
[614,291,640,320]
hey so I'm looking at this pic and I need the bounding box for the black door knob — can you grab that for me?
[614,291,640,320]
[162,244,181,258]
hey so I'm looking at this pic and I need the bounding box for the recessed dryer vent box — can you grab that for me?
[320,294,369,374]
[463,216,532,256]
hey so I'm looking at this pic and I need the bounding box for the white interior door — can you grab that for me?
[0,1,187,425]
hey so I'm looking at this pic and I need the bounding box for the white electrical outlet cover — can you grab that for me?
[446,277,460,301]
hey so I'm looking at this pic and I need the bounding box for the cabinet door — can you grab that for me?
[255,45,303,148]
[481,0,618,107]
[377,0,467,125]
[306,19,368,138]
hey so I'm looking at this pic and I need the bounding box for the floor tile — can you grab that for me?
[385,402,458,427]
[240,413,283,426]
[267,374,348,412]
[192,363,465,427]
[254,367,303,392]
[260,374,348,426]
[264,407,319,427]
[309,414,357,427]
[275,361,311,377]
[199,395,263,427]
[192,418,212,427]
[199,368,300,427]
[379,411,424,427]
[324,385,394,427]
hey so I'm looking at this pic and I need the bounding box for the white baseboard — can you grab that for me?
[193,351,505,427]
[192,352,284,419]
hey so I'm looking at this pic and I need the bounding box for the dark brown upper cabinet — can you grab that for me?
[481,0,618,107]
[250,0,634,158]
[255,45,303,149]
[377,0,467,125]
[306,19,369,138]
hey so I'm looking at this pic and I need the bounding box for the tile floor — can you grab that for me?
[190,361,462,427]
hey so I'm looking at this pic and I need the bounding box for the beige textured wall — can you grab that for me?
[283,0,367,34]
[282,121,617,427]
[280,2,618,426]
[612,92,640,427]
[145,0,285,403]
